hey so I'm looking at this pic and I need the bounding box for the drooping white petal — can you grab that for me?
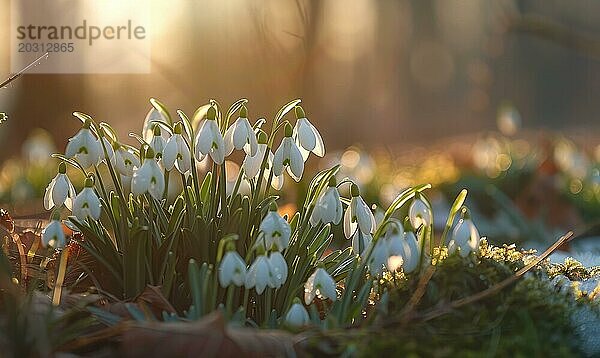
[451,219,480,257]
[41,220,66,248]
[355,197,374,235]
[409,198,432,229]
[195,120,225,164]
[287,140,304,181]
[245,255,271,294]
[113,147,140,177]
[314,268,337,301]
[304,268,336,304]
[150,135,167,157]
[368,239,389,277]
[131,159,165,200]
[343,203,357,239]
[72,187,101,221]
[351,230,372,256]
[65,128,102,168]
[242,144,268,178]
[260,211,291,250]
[402,231,420,273]
[272,143,285,176]
[285,303,310,327]
[219,251,247,287]
[295,118,316,152]
[267,251,288,289]
[310,187,343,226]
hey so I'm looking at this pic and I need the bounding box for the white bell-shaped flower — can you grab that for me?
[65,119,101,168]
[448,208,480,257]
[224,105,258,156]
[401,230,420,273]
[273,123,304,182]
[259,205,291,251]
[218,250,247,288]
[149,125,168,158]
[343,184,376,239]
[43,162,76,210]
[194,106,225,164]
[409,193,432,229]
[385,222,420,274]
[292,106,325,160]
[285,298,310,327]
[351,230,372,256]
[112,144,140,177]
[41,218,66,248]
[72,177,101,221]
[131,148,165,200]
[304,268,336,304]
[242,132,285,190]
[245,254,271,294]
[310,178,343,226]
[163,122,192,174]
[267,251,288,289]
[367,238,389,277]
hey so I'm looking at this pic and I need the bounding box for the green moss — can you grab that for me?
[332,239,599,357]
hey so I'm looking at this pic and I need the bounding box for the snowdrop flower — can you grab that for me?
[65,119,101,168]
[344,184,375,239]
[367,238,389,277]
[218,250,247,288]
[285,298,310,327]
[259,204,291,251]
[310,177,343,226]
[224,105,258,156]
[242,131,284,190]
[163,122,192,174]
[43,162,76,210]
[273,123,304,182]
[194,106,225,164]
[385,220,420,273]
[448,208,480,257]
[112,144,140,177]
[72,177,101,221]
[41,217,66,248]
[131,148,165,200]
[400,230,420,273]
[245,254,271,294]
[267,251,288,289]
[149,125,168,158]
[409,193,432,229]
[293,106,325,160]
[351,230,372,256]
[304,268,336,304]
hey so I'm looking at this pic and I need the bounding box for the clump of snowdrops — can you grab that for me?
[40,98,481,328]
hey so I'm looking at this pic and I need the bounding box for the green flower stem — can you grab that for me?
[227,167,245,207]
[225,285,234,318]
[263,288,272,326]
[242,288,250,315]
[163,169,170,202]
[219,162,227,219]
[97,123,133,224]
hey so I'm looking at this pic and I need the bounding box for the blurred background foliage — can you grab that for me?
[2,0,600,152]
[0,0,599,248]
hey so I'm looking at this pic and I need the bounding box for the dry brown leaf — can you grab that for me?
[121,311,300,357]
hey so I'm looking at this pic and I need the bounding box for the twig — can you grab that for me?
[0,52,49,89]
[418,231,574,322]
